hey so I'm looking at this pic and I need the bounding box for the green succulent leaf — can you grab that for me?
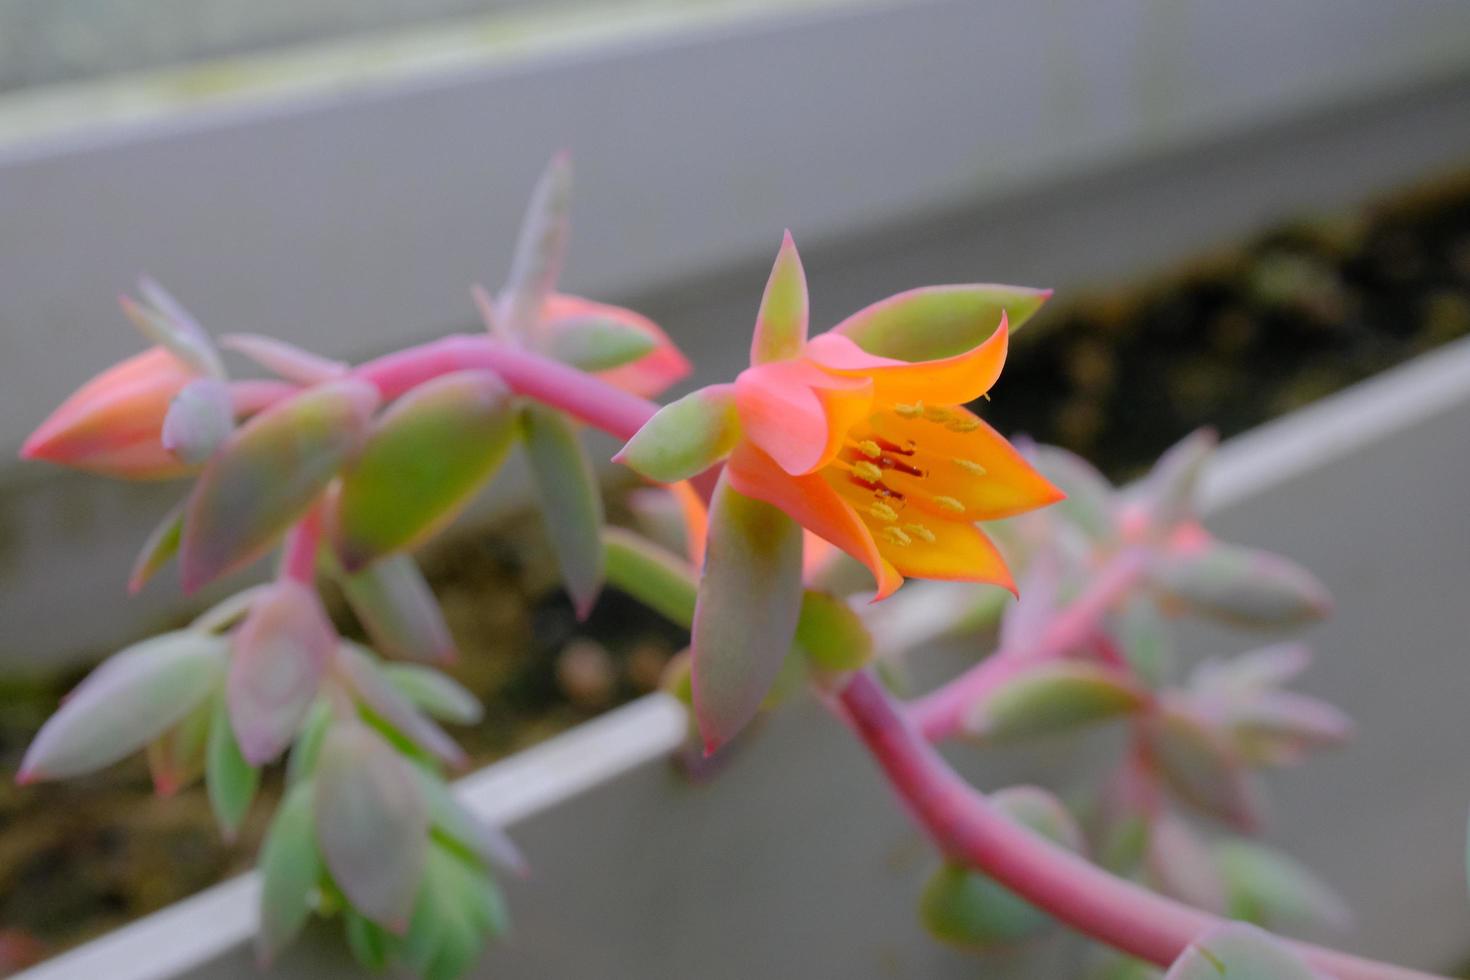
[162,377,234,464]
[1136,429,1216,531]
[418,770,526,877]
[1213,839,1351,932]
[499,153,571,339]
[123,279,226,379]
[20,631,227,782]
[383,663,483,726]
[520,404,605,619]
[180,378,378,591]
[602,527,698,629]
[690,476,804,752]
[750,231,809,364]
[129,500,185,595]
[963,661,1148,742]
[1151,544,1332,627]
[1146,701,1261,831]
[403,842,508,980]
[206,693,260,841]
[145,697,212,796]
[542,315,657,371]
[333,371,516,571]
[256,781,322,964]
[286,700,332,787]
[1163,922,1318,979]
[336,644,466,767]
[1028,444,1117,540]
[1117,594,1174,688]
[219,333,347,385]
[615,384,740,484]
[337,554,458,664]
[794,591,873,672]
[832,284,1050,362]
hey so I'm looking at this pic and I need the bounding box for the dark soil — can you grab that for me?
[3,170,1470,972]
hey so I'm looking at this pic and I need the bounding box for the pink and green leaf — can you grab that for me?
[1213,839,1351,933]
[129,501,185,594]
[520,404,605,619]
[614,383,740,484]
[498,153,572,338]
[335,644,466,767]
[541,315,658,371]
[337,554,458,664]
[206,692,260,840]
[963,662,1148,742]
[162,377,234,464]
[602,527,698,629]
[381,663,483,726]
[1163,922,1319,979]
[832,284,1050,362]
[1151,544,1332,627]
[220,333,347,385]
[750,231,809,364]
[256,781,322,964]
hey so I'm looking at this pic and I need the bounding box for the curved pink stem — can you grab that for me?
[839,670,1442,979]
[907,547,1149,741]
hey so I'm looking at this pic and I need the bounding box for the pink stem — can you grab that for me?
[907,547,1149,741]
[839,670,1442,980]
[279,505,323,585]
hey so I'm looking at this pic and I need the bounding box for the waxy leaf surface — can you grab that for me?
[615,384,740,484]
[520,404,605,619]
[833,284,1050,362]
[964,661,1147,741]
[338,554,458,664]
[162,377,234,464]
[750,232,809,364]
[1151,544,1331,627]
[543,315,657,371]
[256,782,322,963]
[207,694,259,840]
[602,527,698,629]
[1163,922,1318,979]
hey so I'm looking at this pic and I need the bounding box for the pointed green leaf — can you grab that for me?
[1118,594,1173,687]
[19,631,227,782]
[343,910,398,971]
[963,661,1147,741]
[1151,544,1332,627]
[228,581,338,765]
[207,693,260,840]
[499,153,571,338]
[602,527,698,628]
[314,720,429,931]
[1146,701,1261,831]
[162,377,233,464]
[145,697,212,796]
[690,476,804,752]
[1144,811,1227,913]
[124,279,226,379]
[520,404,605,619]
[337,644,466,767]
[832,284,1050,361]
[287,699,332,787]
[403,842,506,980]
[417,770,526,876]
[1213,840,1351,932]
[338,554,457,663]
[181,379,379,591]
[1029,444,1118,540]
[750,231,809,364]
[542,315,657,371]
[615,384,740,483]
[129,501,184,595]
[1163,922,1318,979]
[919,786,1081,950]
[1137,429,1216,531]
[333,371,516,571]
[220,333,346,385]
[383,663,483,726]
[256,781,322,963]
[794,590,872,672]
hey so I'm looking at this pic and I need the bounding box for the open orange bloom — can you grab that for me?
[722,235,1062,599]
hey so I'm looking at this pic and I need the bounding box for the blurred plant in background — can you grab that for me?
[10,157,1443,979]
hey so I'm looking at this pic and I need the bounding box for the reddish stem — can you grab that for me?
[907,547,1149,741]
[279,504,323,585]
[838,670,1442,979]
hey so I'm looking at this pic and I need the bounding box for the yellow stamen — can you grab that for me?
[881,526,913,547]
[922,404,951,423]
[954,459,988,476]
[946,416,981,432]
[933,495,966,514]
[852,460,884,483]
[869,502,899,522]
[905,523,936,543]
[856,439,883,459]
[894,402,923,419]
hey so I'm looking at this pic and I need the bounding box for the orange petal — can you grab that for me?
[726,442,901,599]
[542,293,691,398]
[667,479,709,568]
[804,312,1009,406]
[22,346,196,480]
[879,519,1015,594]
[867,407,1065,521]
[733,358,872,476]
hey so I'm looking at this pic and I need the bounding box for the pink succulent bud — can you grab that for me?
[21,346,198,480]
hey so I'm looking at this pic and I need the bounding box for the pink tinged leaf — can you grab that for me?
[256,782,321,964]
[614,383,740,484]
[962,662,1148,742]
[206,693,260,841]
[1192,642,1312,697]
[831,284,1051,362]
[520,404,605,619]
[122,283,225,379]
[331,371,516,571]
[335,645,466,767]
[541,293,693,398]
[227,581,338,766]
[1027,444,1118,541]
[1163,922,1320,980]
[417,770,527,877]
[220,333,348,385]
[749,231,809,364]
[690,476,804,753]
[129,501,185,594]
[998,551,1062,652]
[1134,428,1217,531]
[1227,692,1353,766]
[625,487,696,558]
[145,697,213,797]
[19,631,227,782]
[541,314,658,371]
[21,346,198,481]
[381,663,483,725]
[1150,544,1332,627]
[181,378,379,592]
[1212,839,1352,933]
[1116,594,1174,688]
[338,555,457,664]
[499,152,572,338]
[1145,700,1263,832]
[162,377,234,464]
[312,720,429,931]
[1144,811,1228,914]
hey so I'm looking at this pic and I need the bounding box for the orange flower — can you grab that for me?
[22,345,198,480]
[625,233,1062,600]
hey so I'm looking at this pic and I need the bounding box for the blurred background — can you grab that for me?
[1,0,1470,975]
